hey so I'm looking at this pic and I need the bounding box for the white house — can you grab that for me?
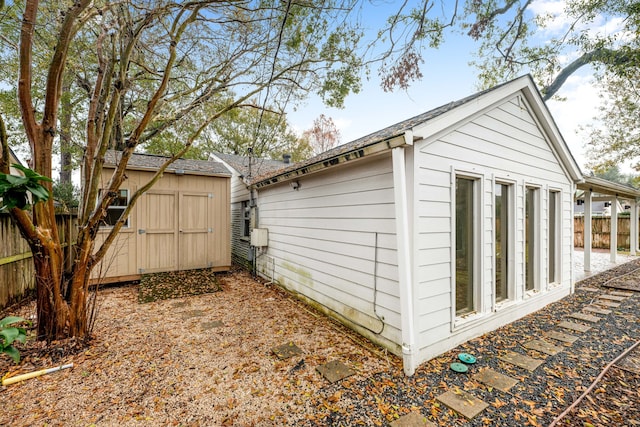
[245,75,583,375]
[209,152,291,268]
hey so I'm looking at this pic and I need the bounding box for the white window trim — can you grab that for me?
[548,188,562,287]
[451,169,486,330]
[99,188,130,229]
[524,183,542,297]
[493,177,517,312]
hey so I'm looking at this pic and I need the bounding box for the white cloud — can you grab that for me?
[546,72,600,171]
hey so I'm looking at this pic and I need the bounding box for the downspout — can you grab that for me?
[392,134,416,376]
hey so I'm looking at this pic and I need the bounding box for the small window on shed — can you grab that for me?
[242,200,251,237]
[100,189,129,227]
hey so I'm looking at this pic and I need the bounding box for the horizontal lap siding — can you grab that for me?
[414,96,574,358]
[257,155,401,349]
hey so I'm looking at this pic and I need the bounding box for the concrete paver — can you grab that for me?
[583,306,612,315]
[316,360,355,383]
[558,320,592,333]
[524,339,563,355]
[545,330,580,344]
[600,294,627,302]
[568,312,602,323]
[436,389,489,420]
[595,300,621,308]
[390,411,436,427]
[473,368,519,392]
[499,351,544,371]
[272,342,303,360]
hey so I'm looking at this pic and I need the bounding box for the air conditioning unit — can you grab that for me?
[251,228,269,247]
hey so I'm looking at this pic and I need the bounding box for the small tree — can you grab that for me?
[0,0,369,342]
[303,114,342,156]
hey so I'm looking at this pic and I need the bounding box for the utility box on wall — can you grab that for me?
[251,228,269,247]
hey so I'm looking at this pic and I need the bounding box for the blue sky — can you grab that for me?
[287,0,604,173]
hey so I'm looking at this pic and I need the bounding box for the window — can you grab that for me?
[525,187,538,291]
[456,177,476,316]
[495,183,511,302]
[548,191,560,284]
[242,200,251,238]
[101,189,129,227]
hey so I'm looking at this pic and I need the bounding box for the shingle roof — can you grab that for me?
[249,81,503,185]
[104,150,230,176]
[213,152,290,178]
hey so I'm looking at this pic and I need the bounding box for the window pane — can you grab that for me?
[548,191,558,283]
[456,177,475,315]
[525,187,537,291]
[495,184,509,302]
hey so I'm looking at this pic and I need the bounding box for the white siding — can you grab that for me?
[256,155,402,352]
[413,95,574,362]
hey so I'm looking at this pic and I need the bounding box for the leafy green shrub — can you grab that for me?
[0,316,30,363]
[0,164,52,211]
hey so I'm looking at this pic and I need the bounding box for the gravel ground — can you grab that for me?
[303,259,640,426]
[1,262,639,426]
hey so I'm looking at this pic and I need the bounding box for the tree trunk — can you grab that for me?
[59,77,72,185]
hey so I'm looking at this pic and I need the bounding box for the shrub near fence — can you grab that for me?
[574,216,640,250]
[0,212,77,309]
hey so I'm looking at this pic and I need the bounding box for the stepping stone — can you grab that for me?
[583,306,612,315]
[545,330,580,344]
[524,339,563,356]
[610,291,634,297]
[473,368,518,392]
[595,300,621,308]
[436,389,489,420]
[316,360,355,383]
[568,312,601,323]
[498,351,544,371]
[201,320,224,330]
[390,411,436,427]
[558,320,591,333]
[272,342,303,360]
[181,309,205,319]
[579,287,600,293]
[600,294,626,302]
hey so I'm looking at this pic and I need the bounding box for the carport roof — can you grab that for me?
[576,176,640,200]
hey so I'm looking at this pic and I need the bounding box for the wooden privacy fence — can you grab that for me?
[0,212,77,309]
[574,216,639,250]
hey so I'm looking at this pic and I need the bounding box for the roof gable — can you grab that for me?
[212,152,289,179]
[253,75,583,187]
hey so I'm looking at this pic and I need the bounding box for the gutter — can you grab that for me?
[392,131,416,376]
[253,135,407,189]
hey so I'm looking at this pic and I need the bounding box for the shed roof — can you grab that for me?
[104,150,230,177]
[251,74,583,187]
[212,152,289,179]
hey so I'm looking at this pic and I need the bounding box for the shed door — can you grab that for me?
[179,192,213,270]
[138,191,178,273]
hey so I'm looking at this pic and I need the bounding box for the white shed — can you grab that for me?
[249,75,583,375]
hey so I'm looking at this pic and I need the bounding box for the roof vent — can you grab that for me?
[283,154,291,164]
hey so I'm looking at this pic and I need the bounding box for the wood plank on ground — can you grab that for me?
[599,294,627,302]
[595,300,621,308]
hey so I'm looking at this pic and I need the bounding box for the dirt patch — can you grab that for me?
[138,268,221,303]
[0,269,397,426]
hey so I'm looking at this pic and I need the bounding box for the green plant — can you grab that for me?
[0,164,52,210]
[0,316,30,363]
